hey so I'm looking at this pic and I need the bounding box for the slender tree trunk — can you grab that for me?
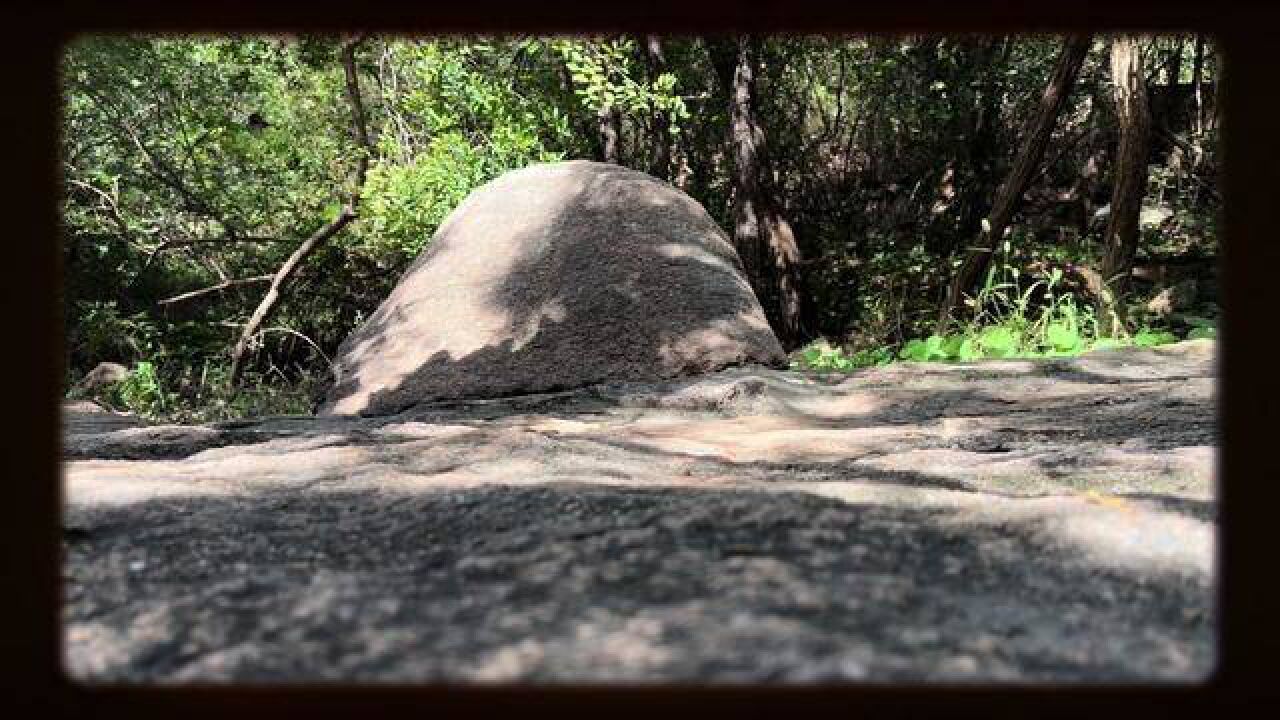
[1192,34,1205,137]
[597,103,622,164]
[1164,37,1184,85]
[640,35,672,179]
[1098,34,1152,337]
[708,36,806,348]
[939,36,1006,253]
[229,37,373,386]
[935,34,1092,335]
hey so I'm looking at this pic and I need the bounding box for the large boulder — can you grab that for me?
[78,362,130,392]
[321,160,786,416]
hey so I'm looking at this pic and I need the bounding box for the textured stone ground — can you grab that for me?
[62,340,1217,683]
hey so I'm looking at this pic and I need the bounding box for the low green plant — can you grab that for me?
[800,246,1202,375]
[161,361,322,424]
[1178,315,1216,341]
[897,244,1192,366]
[70,300,159,366]
[1132,328,1178,347]
[793,339,894,372]
[106,361,169,418]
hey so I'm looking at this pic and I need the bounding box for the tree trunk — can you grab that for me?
[598,104,622,164]
[1098,34,1152,337]
[1192,34,1205,136]
[640,35,672,180]
[1164,37,1184,85]
[229,37,373,386]
[935,34,1092,335]
[937,36,1006,254]
[708,36,806,348]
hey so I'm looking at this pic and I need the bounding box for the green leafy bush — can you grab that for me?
[106,361,169,418]
[70,301,159,366]
[793,340,894,371]
[893,255,1193,366]
[976,326,1020,358]
[900,335,948,362]
[1133,328,1178,347]
[1179,315,1216,341]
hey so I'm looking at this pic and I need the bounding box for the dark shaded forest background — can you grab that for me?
[60,34,1220,421]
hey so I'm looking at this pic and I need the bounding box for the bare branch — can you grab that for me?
[140,234,284,274]
[342,36,374,201]
[157,275,274,306]
[254,326,333,369]
[228,211,355,378]
[65,177,138,246]
[229,37,375,386]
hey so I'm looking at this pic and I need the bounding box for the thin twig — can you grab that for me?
[157,275,275,306]
[252,326,333,369]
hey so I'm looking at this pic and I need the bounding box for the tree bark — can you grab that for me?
[1164,37,1184,86]
[640,35,672,180]
[935,34,1092,335]
[1192,34,1205,136]
[708,36,806,348]
[597,103,622,164]
[933,36,1006,254]
[1098,34,1152,337]
[229,37,373,386]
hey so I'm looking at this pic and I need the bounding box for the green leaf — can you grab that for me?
[1045,321,1080,352]
[900,338,931,362]
[941,334,965,360]
[917,334,948,361]
[978,326,1018,357]
[1134,329,1177,347]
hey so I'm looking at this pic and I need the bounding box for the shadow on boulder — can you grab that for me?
[320,161,787,417]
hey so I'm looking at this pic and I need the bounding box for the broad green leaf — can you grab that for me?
[1134,329,1177,347]
[941,334,965,359]
[1045,322,1080,352]
[978,326,1018,357]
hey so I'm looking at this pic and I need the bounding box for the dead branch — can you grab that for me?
[228,211,355,381]
[229,37,374,386]
[157,275,275,306]
[140,234,285,273]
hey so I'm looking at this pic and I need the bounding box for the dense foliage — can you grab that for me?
[61,34,1220,420]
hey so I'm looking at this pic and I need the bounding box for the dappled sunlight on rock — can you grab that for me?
[64,462,240,507]
[62,341,1217,682]
[320,161,785,416]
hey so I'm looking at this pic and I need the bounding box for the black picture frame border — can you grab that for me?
[11,1,1278,715]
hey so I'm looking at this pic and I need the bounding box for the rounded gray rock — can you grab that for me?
[321,160,786,416]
